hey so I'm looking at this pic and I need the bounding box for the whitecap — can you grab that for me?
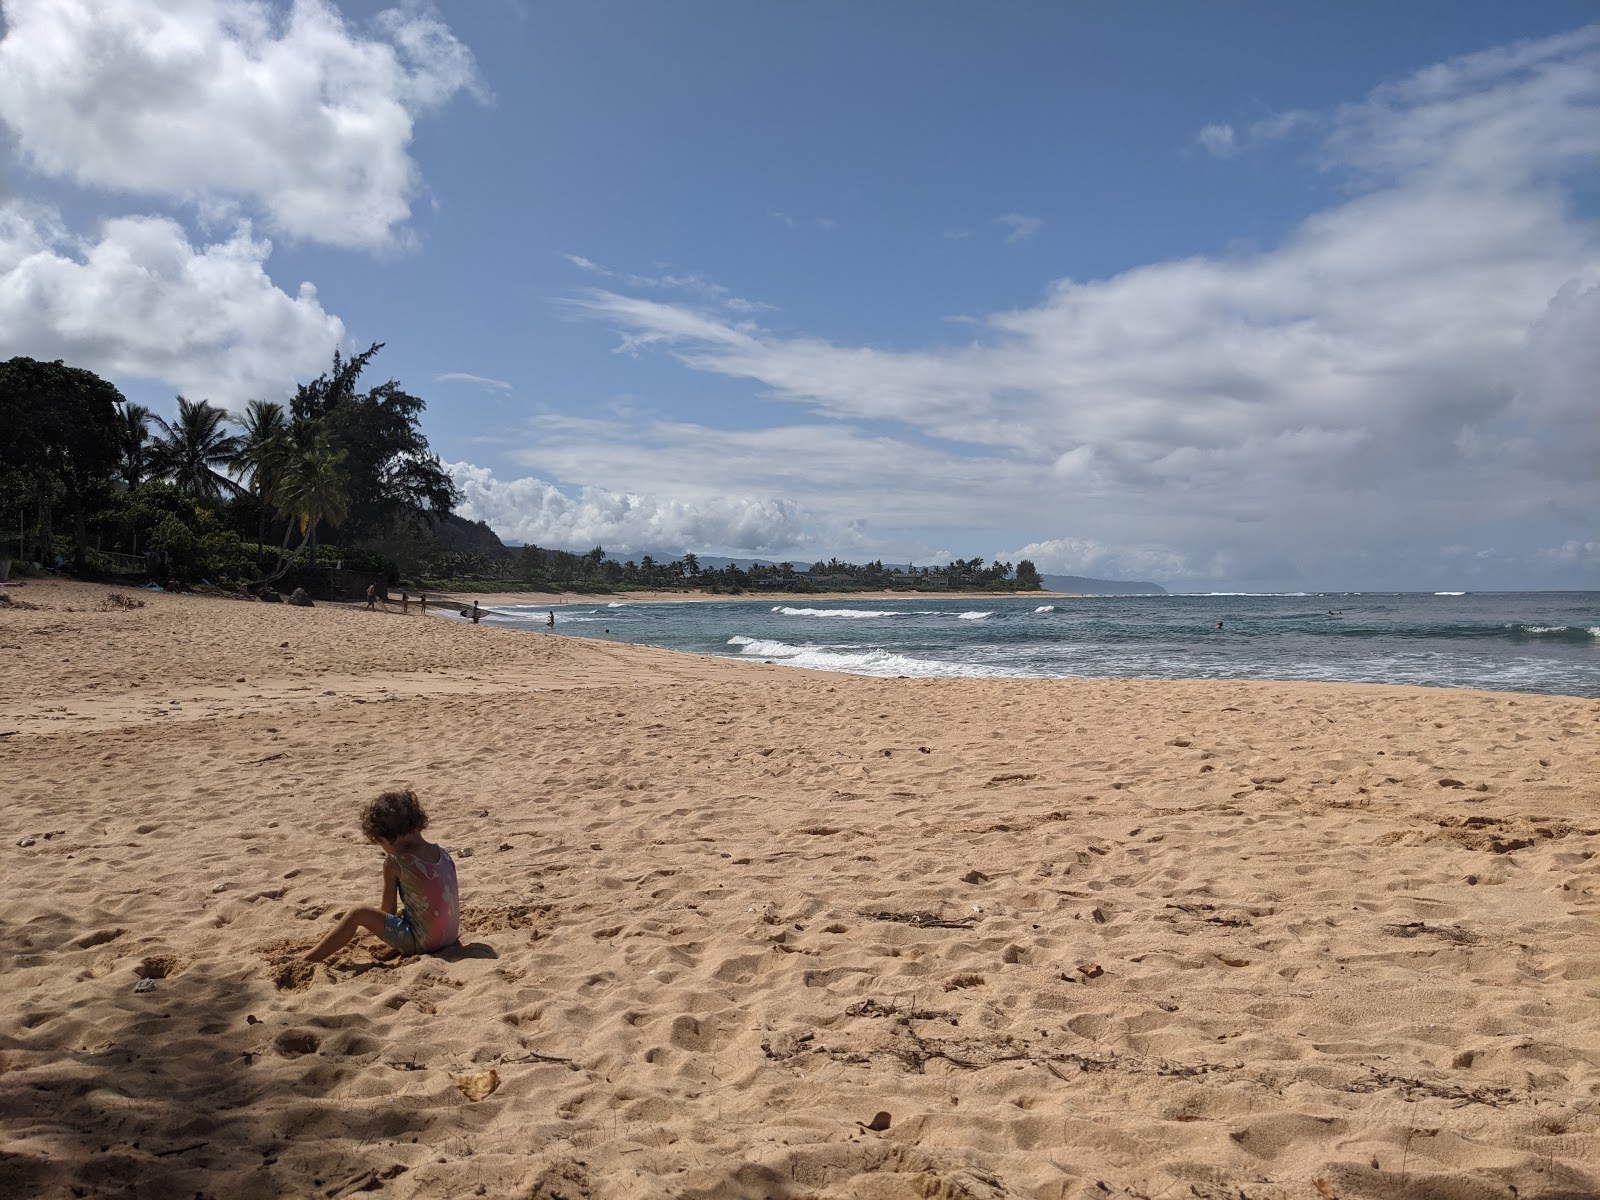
[1034,605,1057,613]
[957,611,992,620]
[1434,591,1466,596]
[771,606,903,619]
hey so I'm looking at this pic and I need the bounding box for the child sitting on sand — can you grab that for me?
[304,789,460,962]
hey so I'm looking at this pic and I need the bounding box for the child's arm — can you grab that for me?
[380,856,399,916]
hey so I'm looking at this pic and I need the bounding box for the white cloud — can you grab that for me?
[562,27,1600,588]
[0,0,481,252]
[998,538,1201,582]
[445,461,832,557]
[436,372,511,391]
[0,201,343,404]
[998,213,1044,243]
[1196,122,1238,158]
[563,253,773,314]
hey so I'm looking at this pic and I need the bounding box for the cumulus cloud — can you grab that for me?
[0,0,481,252]
[0,201,343,403]
[446,461,831,557]
[562,26,1600,588]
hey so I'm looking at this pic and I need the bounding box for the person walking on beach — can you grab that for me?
[470,600,481,624]
[418,593,427,615]
[304,789,459,963]
[366,583,378,611]
[547,610,555,628]
[400,591,410,615]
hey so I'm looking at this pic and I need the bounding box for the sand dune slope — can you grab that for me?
[3,582,1598,1199]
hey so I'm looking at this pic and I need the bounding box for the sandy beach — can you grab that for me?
[3,579,1597,1200]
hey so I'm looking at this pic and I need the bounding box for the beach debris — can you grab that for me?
[16,836,36,847]
[320,689,335,696]
[985,772,1037,786]
[961,870,989,884]
[846,998,958,1024]
[1078,962,1104,979]
[863,910,976,929]
[133,978,157,993]
[861,1110,892,1132]
[212,882,229,893]
[1345,1069,1515,1107]
[1382,921,1479,944]
[452,1068,500,1101]
[457,846,474,857]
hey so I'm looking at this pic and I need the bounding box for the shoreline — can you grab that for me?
[4,579,1597,1198]
[430,587,1088,607]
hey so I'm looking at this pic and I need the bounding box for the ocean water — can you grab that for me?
[475,591,1600,698]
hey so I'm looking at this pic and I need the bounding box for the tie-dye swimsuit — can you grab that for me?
[381,844,460,955]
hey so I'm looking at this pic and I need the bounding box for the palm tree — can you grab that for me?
[273,425,349,567]
[117,403,153,490]
[149,397,244,503]
[231,400,289,553]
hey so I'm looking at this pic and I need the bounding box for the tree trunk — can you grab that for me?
[71,488,88,572]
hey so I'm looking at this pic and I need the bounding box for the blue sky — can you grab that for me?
[1,2,1596,590]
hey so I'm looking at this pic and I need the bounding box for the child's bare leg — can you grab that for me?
[304,905,388,962]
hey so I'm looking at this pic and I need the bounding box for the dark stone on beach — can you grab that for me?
[287,588,314,607]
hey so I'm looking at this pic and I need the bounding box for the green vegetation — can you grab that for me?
[1,347,458,591]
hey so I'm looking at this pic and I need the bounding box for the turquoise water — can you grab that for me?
[473,591,1600,698]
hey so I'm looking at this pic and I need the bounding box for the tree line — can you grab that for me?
[434,545,1043,594]
[0,347,457,588]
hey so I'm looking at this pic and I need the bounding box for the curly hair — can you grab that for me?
[360,788,430,843]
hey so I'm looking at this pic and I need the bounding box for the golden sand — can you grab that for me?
[2,580,1597,1199]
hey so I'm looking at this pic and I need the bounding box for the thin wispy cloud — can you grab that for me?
[437,371,511,391]
[563,252,773,314]
[998,213,1044,243]
[1196,122,1239,158]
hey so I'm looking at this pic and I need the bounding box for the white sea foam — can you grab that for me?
[957,611,992,620]
[1434,591,1466,596]
[1034,605,1057,613]
[725,635,1015,677]
[772,606,903,619]
[607,601,628,607]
